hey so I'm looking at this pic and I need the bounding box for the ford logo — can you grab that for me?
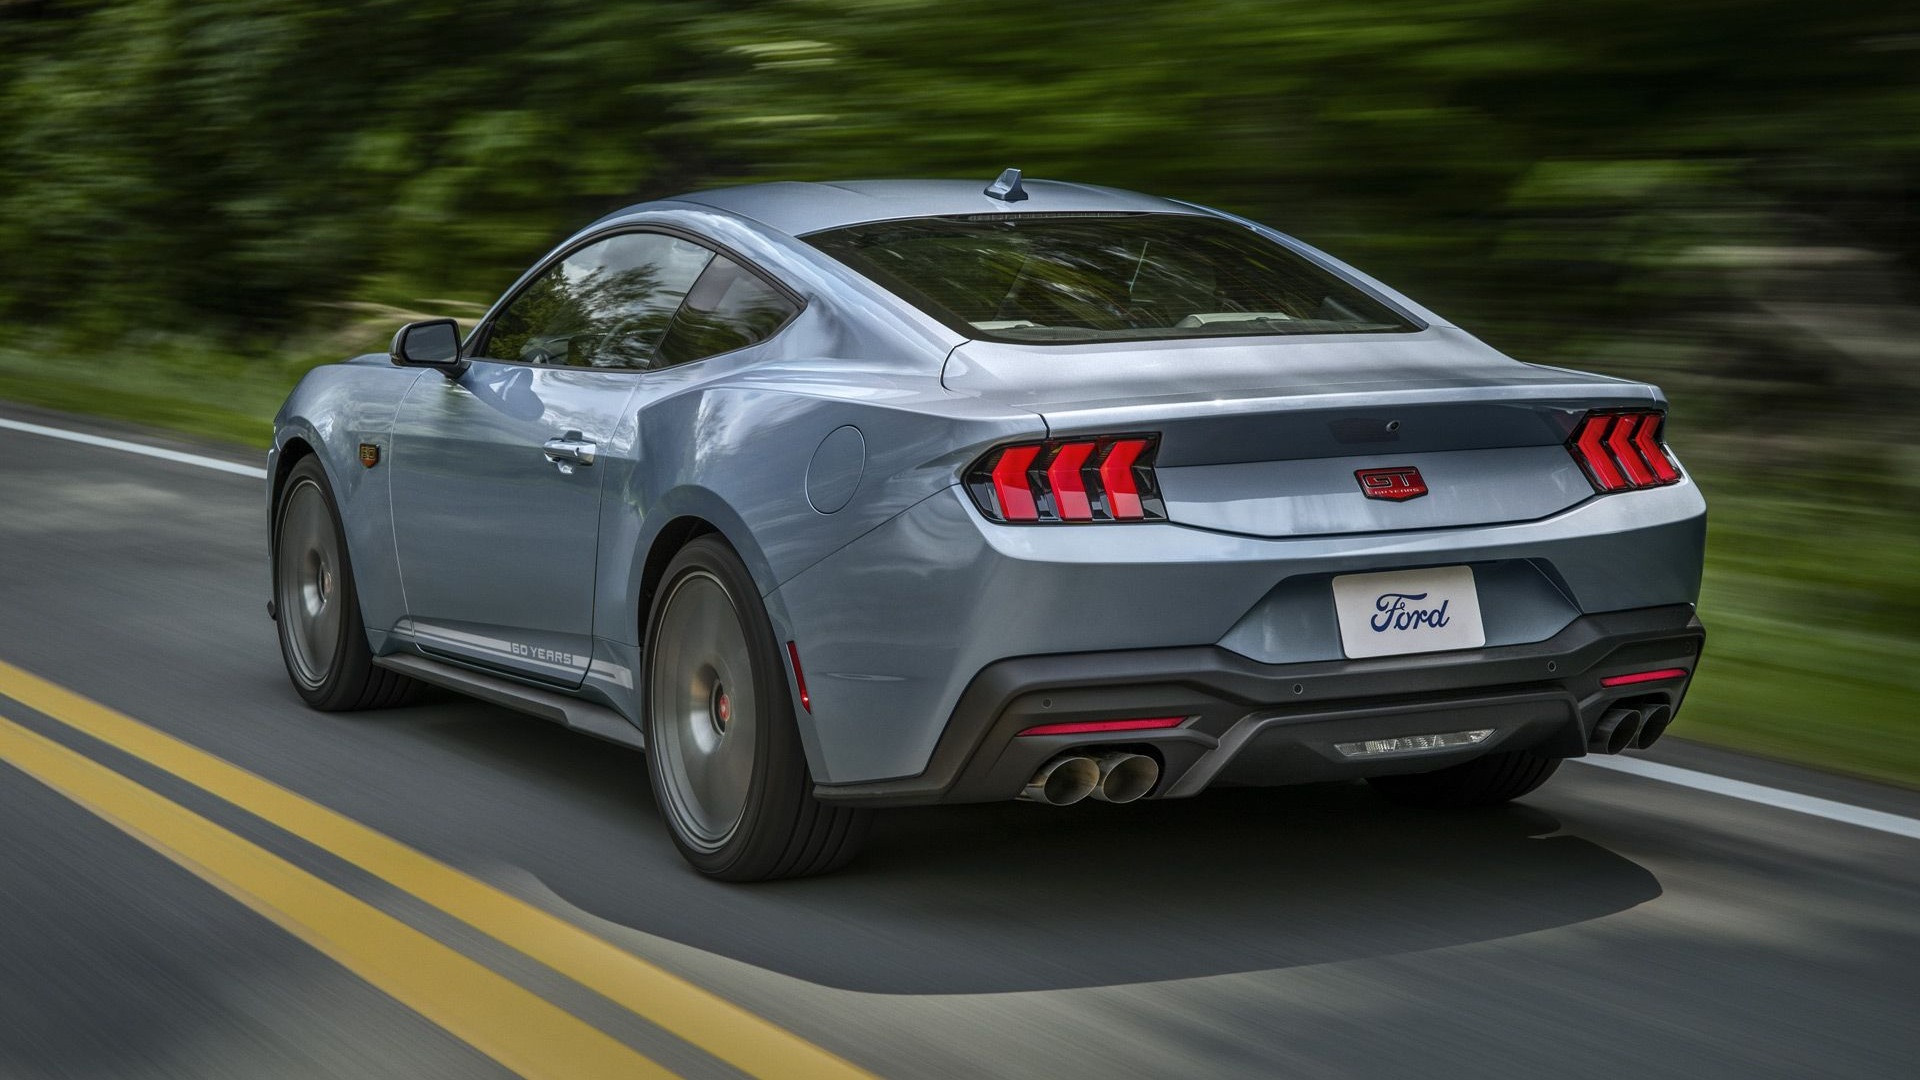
[1371,591,1452,632]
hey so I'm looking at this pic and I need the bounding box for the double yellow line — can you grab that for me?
[0,659,876,1080]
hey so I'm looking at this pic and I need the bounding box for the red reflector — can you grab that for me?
[990,445,1042,521]
[785,640,811,712]
[1607,414,1657,487]
[1600,667,1689,687]
[1634,416,1680,482]
[1099,438,1149,519]
[1574,415,1627,491]
[1017,716,1186,737]
[1046,441,1096,521]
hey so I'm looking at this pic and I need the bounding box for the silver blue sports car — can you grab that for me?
[269,170,1706,880]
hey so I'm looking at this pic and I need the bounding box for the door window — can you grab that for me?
[482,232,715,368]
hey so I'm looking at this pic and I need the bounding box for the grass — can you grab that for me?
[0,351,289,445]
[0,305,473,446]
[3,332,1914,789]
[1681,488,1920,788]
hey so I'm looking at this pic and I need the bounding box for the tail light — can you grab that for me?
[966,435,1166,523]
[1568,411,1682,493]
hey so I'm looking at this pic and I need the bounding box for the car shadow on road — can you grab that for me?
[404,702,1662,996]
[763,789,1658,994]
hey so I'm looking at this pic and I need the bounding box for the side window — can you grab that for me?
[655,256,800,368]
[482,232,714,368]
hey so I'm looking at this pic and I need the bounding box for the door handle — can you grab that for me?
[542,434,597,469]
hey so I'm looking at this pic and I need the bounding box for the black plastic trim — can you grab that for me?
[373,652,646,751]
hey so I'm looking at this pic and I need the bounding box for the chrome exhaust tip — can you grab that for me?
[1589,708,1645,755]
[1020,754,1100,805]
[1090,752,1160,804]
[1634,704,1675,750]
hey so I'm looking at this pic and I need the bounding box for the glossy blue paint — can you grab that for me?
[271,361,424,642]
[805,425,866,514]
[388,362,638,687]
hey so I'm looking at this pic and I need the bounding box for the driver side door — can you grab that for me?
[388,229,715,686]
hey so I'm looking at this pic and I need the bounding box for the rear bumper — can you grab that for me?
[813,604,1703,806]
[775,478,1705,787]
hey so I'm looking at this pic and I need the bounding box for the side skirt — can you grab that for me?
[373,653,645,752]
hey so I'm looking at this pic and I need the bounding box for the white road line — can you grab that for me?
[0,417,267,479]
[1577,756,1920,840]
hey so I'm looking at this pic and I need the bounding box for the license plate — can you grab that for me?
[1331,566,1486,659]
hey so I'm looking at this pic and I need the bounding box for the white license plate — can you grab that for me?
[1332,566,1486,659]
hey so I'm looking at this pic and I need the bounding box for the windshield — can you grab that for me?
[805,213,1419,344]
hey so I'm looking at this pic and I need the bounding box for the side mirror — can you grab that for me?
[390,319,468,377]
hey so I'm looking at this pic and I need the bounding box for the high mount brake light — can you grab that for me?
[1568,411,1682,494]
[966,435,1166,524]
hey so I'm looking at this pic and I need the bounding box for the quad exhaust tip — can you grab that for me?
[1589,708,1645,755]
[1020,752,1162,805]
[1021,754,1100,805]
[1635,704,1675,750]
[1090,752,1160,804]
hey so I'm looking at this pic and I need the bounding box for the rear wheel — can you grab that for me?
[1365,751,1561,808]
[644,537,867,881]
[273,456,418,711]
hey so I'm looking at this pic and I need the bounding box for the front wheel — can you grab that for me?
[273,456,418,711]
[1365,750,1562,809]
[643,536,868,881]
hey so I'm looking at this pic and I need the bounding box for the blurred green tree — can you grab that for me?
[3,0,1914,381]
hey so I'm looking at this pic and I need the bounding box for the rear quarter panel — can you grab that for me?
[596,344,1048,649]
[583,207,1051,650]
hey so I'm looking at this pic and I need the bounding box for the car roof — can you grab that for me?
[643,178,1209,237]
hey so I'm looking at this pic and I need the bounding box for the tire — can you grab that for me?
[272,456,419,711]
[1365,750,1562,809]
[643,536,868,881]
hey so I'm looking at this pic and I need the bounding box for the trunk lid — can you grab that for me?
[942,328,1658,537]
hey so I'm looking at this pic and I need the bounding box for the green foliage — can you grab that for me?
[1683,489,1920,786]
[0,0,1916,781]
[0,0,693,335]
[3,0,1914,359]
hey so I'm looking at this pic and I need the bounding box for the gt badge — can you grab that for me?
[359,443,381,468]
[1356,466,1426,501]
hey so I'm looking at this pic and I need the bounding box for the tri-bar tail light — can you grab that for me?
[1568,410,1682,493]
[966,434,1167,523]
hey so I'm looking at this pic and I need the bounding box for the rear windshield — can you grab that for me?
[805,213,1419,344]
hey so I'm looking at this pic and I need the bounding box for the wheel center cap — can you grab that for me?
[712,684,731,732]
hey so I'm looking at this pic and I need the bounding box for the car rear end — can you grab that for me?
[775,207,1705,805]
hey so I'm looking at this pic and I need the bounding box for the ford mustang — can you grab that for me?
[268,170,1706,880]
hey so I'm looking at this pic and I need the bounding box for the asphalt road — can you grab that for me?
[2,405,1917,1079]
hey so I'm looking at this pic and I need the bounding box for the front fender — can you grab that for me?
[271,360,422,645]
